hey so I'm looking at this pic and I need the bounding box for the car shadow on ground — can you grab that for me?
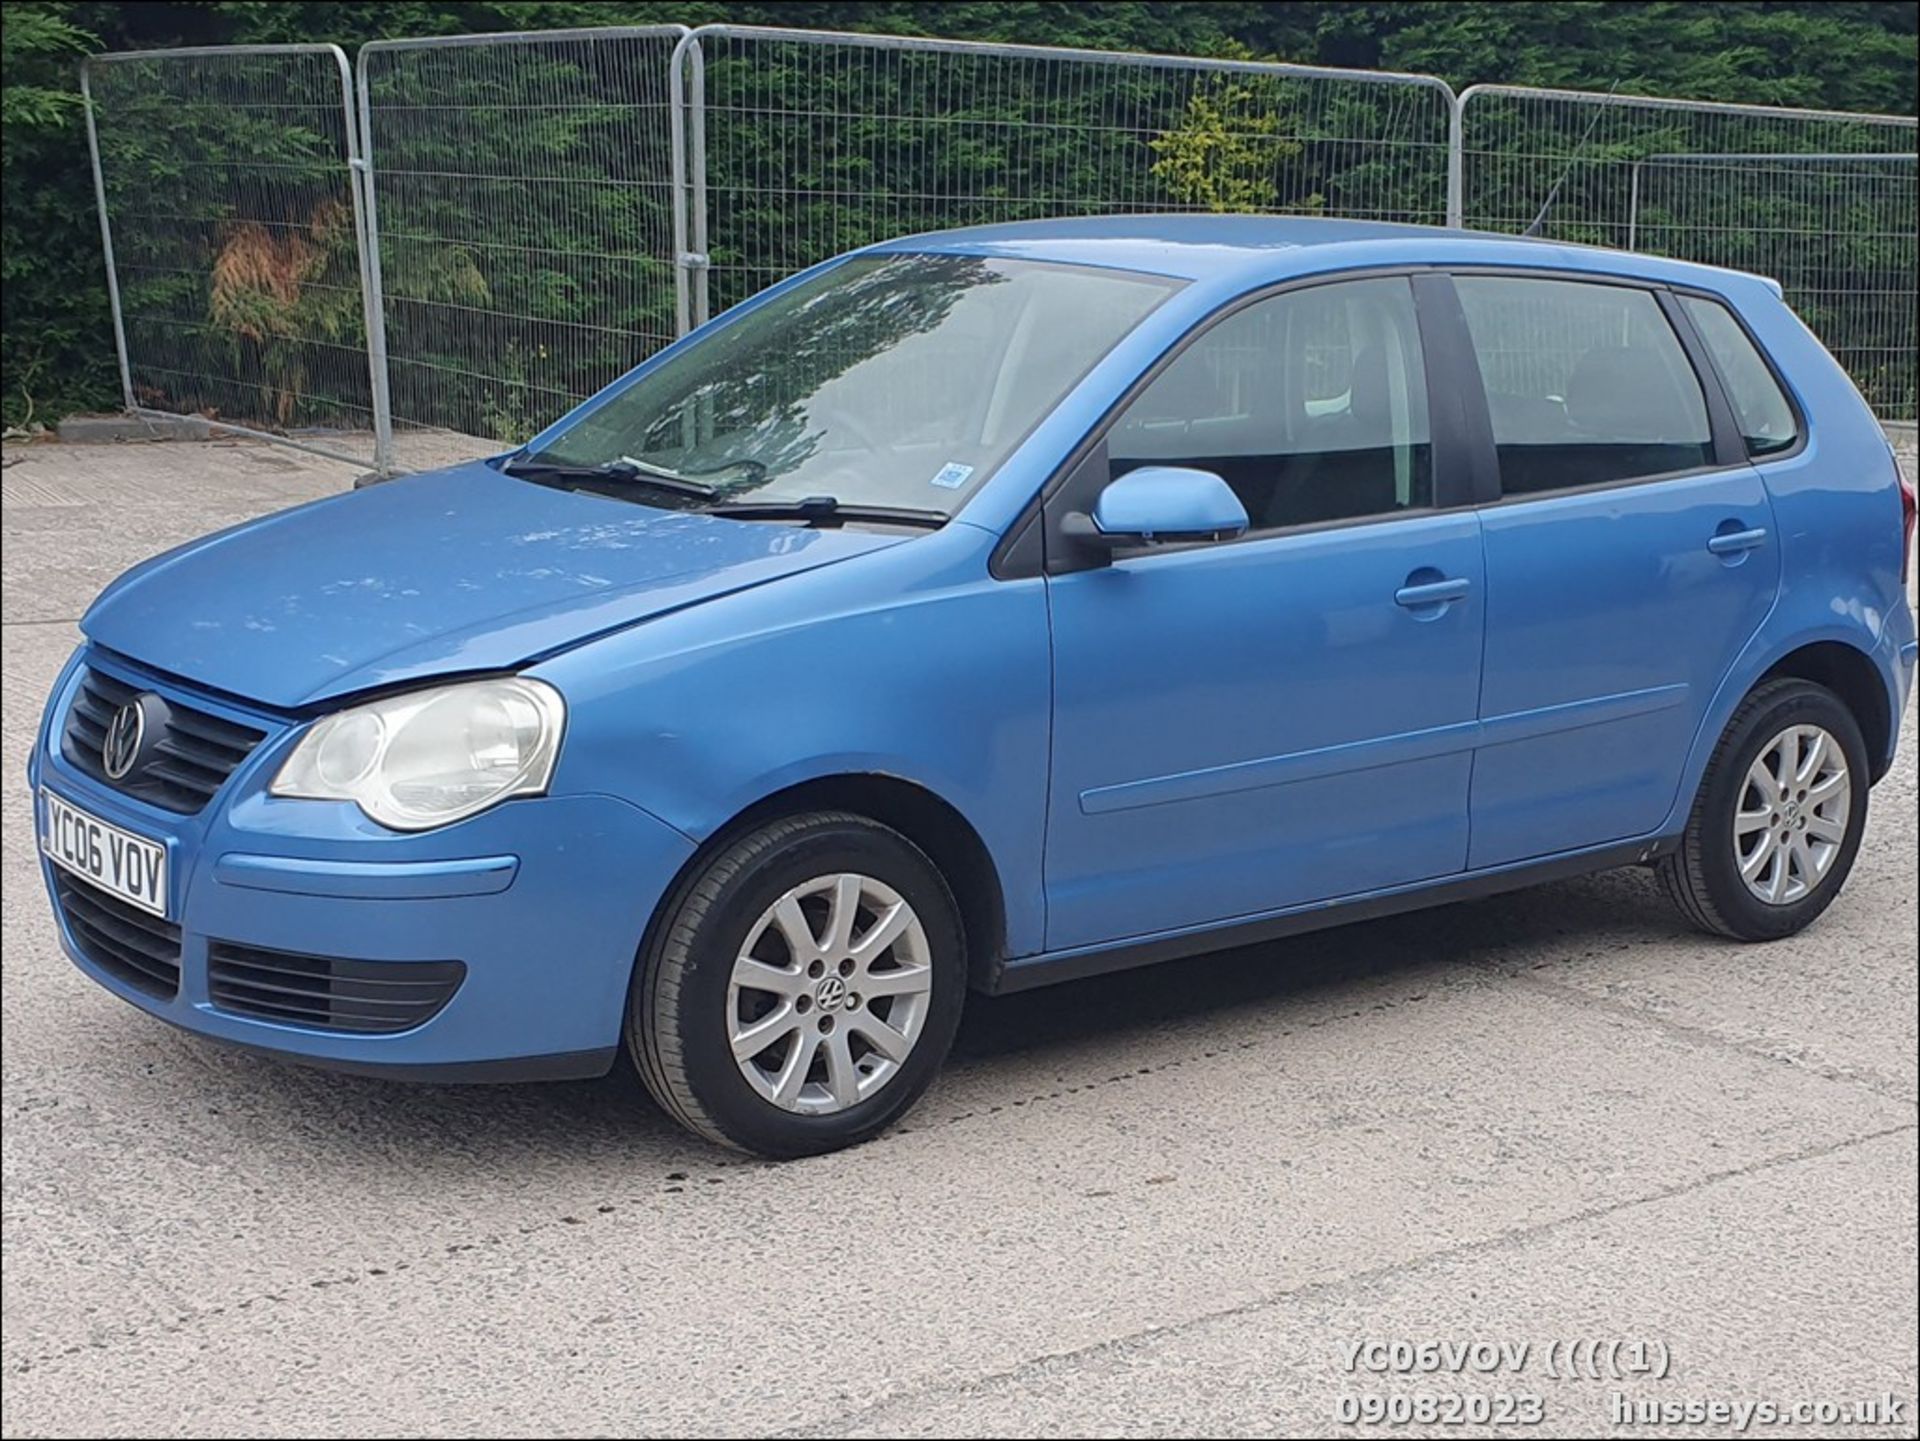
[952,868,1671,1062]
[85,865,1692,1170]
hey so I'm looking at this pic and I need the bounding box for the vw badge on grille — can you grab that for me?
[103,699,146,780]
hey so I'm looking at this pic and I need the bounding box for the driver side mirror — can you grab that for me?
[1063,466,1250,554]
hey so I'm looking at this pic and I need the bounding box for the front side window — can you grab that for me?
[1108,276,1432,532]
[1454,276,1713,496]
[520,254,1180,517]
[1681,295,1799,457]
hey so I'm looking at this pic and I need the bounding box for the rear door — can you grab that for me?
[1445,272,1781,867]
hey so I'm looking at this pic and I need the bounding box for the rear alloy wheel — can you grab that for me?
[1659,679,1869,941]
[630,812,965,1157]
[1731,723,1852,907]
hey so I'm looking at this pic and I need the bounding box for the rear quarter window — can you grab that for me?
[1679,295,1801,458]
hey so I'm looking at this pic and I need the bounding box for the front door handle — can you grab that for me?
[1395,577,1472,609]
[1707,526,1769,556]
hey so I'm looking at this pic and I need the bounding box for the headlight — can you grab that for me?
[271,677,565,831]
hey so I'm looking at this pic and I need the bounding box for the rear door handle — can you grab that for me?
[1707,526,1769,555]
[1394,577,1472,608]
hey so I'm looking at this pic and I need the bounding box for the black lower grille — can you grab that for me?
[208,943,464,1034]
[55,872,182,999]
[63,666,266,814]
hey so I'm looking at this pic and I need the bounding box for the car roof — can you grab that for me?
[867,213,1777,296]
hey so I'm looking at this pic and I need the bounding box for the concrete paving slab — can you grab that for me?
[2,438,1914,1438]
[826,1129,1919,1439]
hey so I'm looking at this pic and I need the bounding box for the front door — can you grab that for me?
[1041,275,1487,951]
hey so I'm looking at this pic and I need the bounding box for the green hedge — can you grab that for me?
[4,1,1914,427]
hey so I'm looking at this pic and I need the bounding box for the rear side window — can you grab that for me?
[1680,296,1799,457]
[1455,276,1713,496]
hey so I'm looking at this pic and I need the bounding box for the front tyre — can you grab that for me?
[1658,679,1870,941]
[629,812,966,1157]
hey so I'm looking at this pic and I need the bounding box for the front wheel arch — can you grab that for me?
[627,808,969,1156]
[631,773,1009,1004]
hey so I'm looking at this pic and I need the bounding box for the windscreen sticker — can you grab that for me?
[929,462,975,490]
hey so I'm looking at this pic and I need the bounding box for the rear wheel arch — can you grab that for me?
[1758,640,1893,782]
[1658,676,1870,940]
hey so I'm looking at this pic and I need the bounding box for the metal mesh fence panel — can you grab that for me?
[81,45,379,466]
[357,26,687,472]
[684,26,1458,323]
[1631,153,1917,420]
[87,34,1920,459]
[1459,86,1919,420]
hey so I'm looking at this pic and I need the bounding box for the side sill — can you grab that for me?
[987,836,1675,995]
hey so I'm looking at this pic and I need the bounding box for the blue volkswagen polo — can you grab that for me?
[31,217,1918,1156]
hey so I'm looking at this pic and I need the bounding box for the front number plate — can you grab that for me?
[39,789,169,918]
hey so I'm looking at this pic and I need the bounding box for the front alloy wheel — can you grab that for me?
[630,812,966,1157]
[728,873,935,1115]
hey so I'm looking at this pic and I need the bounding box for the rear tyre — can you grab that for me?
[629,812,966,1158]
[1658,679,1869,941]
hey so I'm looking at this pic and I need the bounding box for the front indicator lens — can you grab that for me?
[272,677,565,831]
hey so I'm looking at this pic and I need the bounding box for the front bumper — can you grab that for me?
[31,649,695,1080]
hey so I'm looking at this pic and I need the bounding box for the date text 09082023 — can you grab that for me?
[1336,1393,1547,1427]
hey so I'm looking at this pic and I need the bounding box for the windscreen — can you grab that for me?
[522,253,1182,515]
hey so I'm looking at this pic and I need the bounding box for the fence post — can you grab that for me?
[688,36,711,330]
[1446,92,1465,228]
[669,30,712,336]
[79,60,137,414]
[669,32,693,338]
[340,46,394,477]
[1627,158,1643,250]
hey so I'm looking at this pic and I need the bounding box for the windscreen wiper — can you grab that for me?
[702,495,946,529]
[501,454,719,499]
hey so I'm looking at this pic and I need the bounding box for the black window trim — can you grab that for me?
[1668,285,1810,466]
[989,260,1787,578]
[1407,270,1500,506]
[1436,265,1753,509]
[989,264,1477,579]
